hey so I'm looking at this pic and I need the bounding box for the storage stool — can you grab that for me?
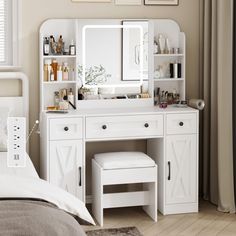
[92,152,158,226]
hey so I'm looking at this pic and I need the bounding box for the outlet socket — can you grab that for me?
[7,117,26,167]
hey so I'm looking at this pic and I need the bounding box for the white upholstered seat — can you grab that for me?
[94,152,155,170]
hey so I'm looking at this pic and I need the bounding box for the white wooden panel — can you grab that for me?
[102,166,157,185]
[49,140,83,199]
[166,113,197,135]
[103,191,150,208]
[165,135,197,205]
[49,117,83,141]
[86,115,163,140]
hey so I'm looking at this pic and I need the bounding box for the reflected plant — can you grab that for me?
[78,65,111,86]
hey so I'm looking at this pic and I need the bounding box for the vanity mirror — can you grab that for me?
[77,20,150,101]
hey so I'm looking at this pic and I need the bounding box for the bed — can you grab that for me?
[0,73,94,235]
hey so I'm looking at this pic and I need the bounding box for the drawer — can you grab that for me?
[49,118,83,140]
[166,113,197,135]
[86,115,163,140]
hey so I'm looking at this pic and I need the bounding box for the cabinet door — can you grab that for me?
[166,135,197,205]
[49,140,83,200]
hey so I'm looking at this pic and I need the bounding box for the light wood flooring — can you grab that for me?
[83,201,236,236]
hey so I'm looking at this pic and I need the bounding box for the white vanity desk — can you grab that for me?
[40,106,199,216]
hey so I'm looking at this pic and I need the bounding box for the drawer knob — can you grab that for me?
[179,122,184,127]
[102,125,107,130]
[144,123,149,128]
[64,127,69,131]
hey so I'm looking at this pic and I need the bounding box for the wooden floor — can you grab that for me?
[83,201,236,236]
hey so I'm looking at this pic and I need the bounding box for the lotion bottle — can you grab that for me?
[158,34,165,54]
[63,62,69,81]
[57,65,63,82]
[165,37,171,54]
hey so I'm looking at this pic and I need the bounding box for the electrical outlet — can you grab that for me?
[7,117,26,167]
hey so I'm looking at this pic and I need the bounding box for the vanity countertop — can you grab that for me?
[43,105,198,118]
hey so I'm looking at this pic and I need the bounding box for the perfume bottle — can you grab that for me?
[43,37,50,56]
[69,40,76,56]
[63,63,69,81]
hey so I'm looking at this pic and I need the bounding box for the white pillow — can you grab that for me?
[0,108,9,152]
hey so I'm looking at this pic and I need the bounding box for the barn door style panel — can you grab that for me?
[165,135,197,205]
[49,140,83,199]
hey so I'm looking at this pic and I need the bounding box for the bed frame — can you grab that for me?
[0,72,29,144]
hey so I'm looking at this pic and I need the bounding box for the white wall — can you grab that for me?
[16,0,201,172]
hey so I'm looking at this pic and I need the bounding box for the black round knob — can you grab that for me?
[144,123,149,128]
[102,125,107,130]
[64,127,69,131]
[179,122,184,127]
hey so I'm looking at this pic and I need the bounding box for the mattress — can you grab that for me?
[0,152,39,178]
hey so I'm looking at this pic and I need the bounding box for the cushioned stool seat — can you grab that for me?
[92,151,158,226]
[94,152,156,170]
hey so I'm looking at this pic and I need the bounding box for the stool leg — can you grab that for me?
[143,182,157,222]
[143,167,158,222]
[92,160,104,226]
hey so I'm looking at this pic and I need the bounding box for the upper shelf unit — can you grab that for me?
[40,19,78,111]
[39,19,186,111]
[151,19,186,101]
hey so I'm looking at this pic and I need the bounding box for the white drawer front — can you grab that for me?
[49,118,83,140]
[86,115,163,140]
[166,113,197,135]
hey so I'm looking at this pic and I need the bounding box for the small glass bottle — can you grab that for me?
[63,63,69,81]
[50,71,54,81]
[70,68,75,81]
[154,41,159,54]
[54,91,60,108]
[44,37,50,56]
[57,65,63,82]
[69,40,76,56]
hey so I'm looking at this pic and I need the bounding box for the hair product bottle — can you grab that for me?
[51,59,58,81]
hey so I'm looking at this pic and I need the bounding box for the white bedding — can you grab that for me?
[0,152,39,178]
[0,174,95,225]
